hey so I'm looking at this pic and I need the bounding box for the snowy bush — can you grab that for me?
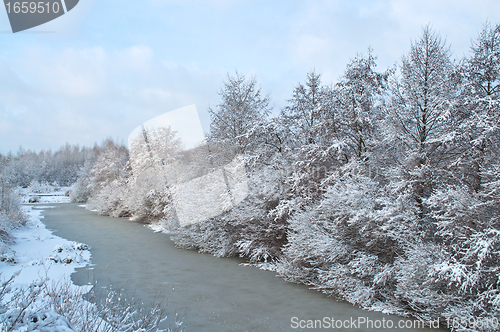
[0,274,184,332]
[276,170,500,329]
[166,157,290,262]
[26,180,60,194]
[70,176,91,203]
[0,179,27,244]
[87,177,131,218]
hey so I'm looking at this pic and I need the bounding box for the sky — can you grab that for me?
[1,0,500,154]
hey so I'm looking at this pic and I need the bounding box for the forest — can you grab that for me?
[1,23,500,330]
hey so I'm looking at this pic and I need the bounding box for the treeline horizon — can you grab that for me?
[0,139,128,188]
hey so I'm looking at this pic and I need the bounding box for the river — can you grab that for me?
[38,203,447,332]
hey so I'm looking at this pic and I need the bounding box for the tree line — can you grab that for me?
[0,142,118,188]
[172,23,500,328]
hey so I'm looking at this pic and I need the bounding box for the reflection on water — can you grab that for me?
[40,204,448,332]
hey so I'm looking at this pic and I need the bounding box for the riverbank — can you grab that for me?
[0,200,94,330]
[0,205,91,288]
[0,197,183,332]
[1,186,88,287]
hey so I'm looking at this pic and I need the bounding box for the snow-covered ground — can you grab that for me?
[0,196,94,331]
[18,185,72,204]
[0,205,91,289]
[0,194,174,332]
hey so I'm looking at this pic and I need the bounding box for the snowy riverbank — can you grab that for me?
[18,184,72,204]
[0,197,179,332]
[0,204,91,289]
[0,201,94,330]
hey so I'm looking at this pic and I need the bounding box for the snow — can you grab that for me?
[0,196,94,331]
[18,186,72,204]
[0,205,91,290]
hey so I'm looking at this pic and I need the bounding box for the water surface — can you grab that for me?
[39,203,447,332]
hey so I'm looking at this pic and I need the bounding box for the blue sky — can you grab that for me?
[1,0,500,153]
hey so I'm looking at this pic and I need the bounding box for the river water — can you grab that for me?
[39,203,447,332]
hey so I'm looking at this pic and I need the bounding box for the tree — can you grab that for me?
[129,126,180,176]
[281,71,332,145]
[458,22,500,192]
[465,21,500,98]
[388,26,457,220]
[86,139,130,217]
[334,49,389,162]
[127,126,180,221]
[423,24,500,315]
[208,72,271,153]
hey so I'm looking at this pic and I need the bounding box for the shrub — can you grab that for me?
[0,274,185,332]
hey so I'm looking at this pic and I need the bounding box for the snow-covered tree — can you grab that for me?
[129,126,180,175]
[388,26,458,221]
[456,22,500,193]
[86,139,130,217]
[209,72,271,153]
[126,126,182,221]
[281,71,333,146]
[423,22,500,321]
[334,49,390,162]
[465,22,500,98]
[1,143,97,188]
[88,139,129,193]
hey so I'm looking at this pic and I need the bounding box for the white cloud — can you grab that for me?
[118,46,154,72]
[0,44,222,152]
